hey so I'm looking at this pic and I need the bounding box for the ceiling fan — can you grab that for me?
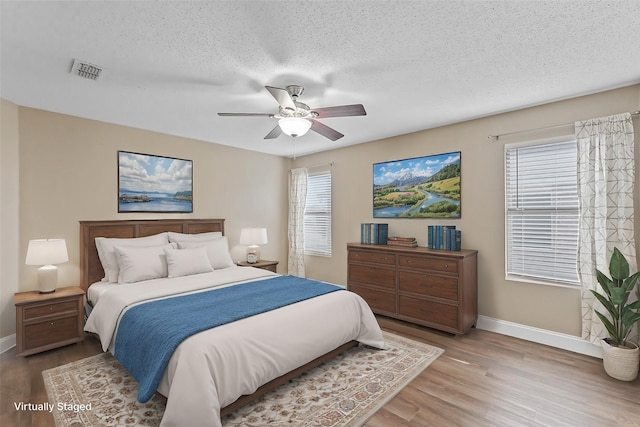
[218,85,366,141]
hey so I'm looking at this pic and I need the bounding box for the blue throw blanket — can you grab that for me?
[113,275,343,402]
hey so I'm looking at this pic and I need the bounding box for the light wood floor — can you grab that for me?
[1,317,638,427]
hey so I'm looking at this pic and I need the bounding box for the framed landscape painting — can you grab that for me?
[118,151,193,213]
[373,151,461,218]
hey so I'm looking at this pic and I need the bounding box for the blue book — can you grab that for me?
[376,223,388,245]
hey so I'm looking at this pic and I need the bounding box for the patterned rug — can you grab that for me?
[43,331,443,426]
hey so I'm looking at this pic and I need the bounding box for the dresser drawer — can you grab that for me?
[398,255,459,274]
[349,285,395,314]
[348,250,395,266]
[398,295,458,329]
[348,264,395,289]
[24,315,79,351]
[398,271,458,301]
[23,299,78,320]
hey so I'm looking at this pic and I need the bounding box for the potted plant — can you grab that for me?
[590,247,640,381]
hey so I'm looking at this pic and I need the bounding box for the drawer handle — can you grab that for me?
[49,307,54,311]
[50,322,55,326]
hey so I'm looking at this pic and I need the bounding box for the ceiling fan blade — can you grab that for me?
[310,120,344,141]
[265,86,296,111]
[313,104,366,118]
[218,113,274,117]
[264,124,282,139]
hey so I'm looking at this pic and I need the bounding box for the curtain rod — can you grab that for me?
[289,161,334,172]
[488,110,640,141]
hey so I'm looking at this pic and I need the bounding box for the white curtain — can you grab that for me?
[576,112,636,343]
[288,168,308,277]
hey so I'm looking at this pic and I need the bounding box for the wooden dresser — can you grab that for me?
[347,243,478,334]
[14,286,85,356]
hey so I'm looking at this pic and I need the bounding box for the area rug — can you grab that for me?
[43,331,443,426]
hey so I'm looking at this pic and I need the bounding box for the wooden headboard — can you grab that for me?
[79,219,225,292]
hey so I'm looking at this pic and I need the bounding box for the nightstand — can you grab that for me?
[14,286,85,356]
[237,260,279,273]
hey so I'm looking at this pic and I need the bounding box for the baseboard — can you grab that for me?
[476,315,602,359]
[0,334,16,354]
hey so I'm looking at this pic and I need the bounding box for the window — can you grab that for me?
[505,139,579,286]
[304,172,332,256]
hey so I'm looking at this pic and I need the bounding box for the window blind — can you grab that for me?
[505,140,579,285]
[304,172,332,256]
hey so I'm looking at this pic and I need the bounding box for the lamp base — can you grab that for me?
[246,245,261,263]
[37,265,58,294]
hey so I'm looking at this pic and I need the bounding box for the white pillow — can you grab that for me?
[168,231,223,243]
[95,232,169,283]
[114,244,174,284]
[178,236,235,269]
[165,246,213,278]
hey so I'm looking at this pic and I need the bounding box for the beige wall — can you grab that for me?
[293,84,640,337]
[2,84,639,341]
[0,104,290,339]
[1,99,20,337]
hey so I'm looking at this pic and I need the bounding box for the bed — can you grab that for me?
[80,219,385,427]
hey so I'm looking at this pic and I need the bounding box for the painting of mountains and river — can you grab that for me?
[118,151,193,213]
[373,152,461,218]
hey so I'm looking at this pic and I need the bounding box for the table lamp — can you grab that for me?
[239,228,268,263]
[25,239,69,293]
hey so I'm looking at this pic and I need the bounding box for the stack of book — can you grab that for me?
[387,236,418,247]
[360,223,389,244]
[428,225,461,251]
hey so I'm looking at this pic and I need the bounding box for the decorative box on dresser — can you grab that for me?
[347,243,478,334]
[14,286,85,356]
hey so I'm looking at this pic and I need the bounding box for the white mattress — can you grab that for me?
[84,267,385,427]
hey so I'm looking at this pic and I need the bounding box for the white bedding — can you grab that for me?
[86,281,117,305]
[84,266,385,427]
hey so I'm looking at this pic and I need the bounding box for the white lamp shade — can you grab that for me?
[239,228,268,246]
[278,118,312,137]
[25,239,69,265]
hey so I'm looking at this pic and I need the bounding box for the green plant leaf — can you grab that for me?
[596,270,614,296]
[595,311,620,345]
[590,289,617,318]
[623,272,640,292]
[622,310,640,327]
[609,247,629,281]
[609,287,629,306]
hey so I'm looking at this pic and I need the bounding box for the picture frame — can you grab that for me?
[118,151,193,213]
[373,151,461,218]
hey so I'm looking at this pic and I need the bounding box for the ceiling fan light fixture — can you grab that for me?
[278,117,312,137]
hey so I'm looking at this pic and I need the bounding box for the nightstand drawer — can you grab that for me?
[24,315,79,350]
[23,299,78,320]
[15,286,85,356]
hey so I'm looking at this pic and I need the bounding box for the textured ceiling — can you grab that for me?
[2,1,640,158]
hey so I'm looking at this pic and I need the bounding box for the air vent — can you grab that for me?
[70,59,103,80]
